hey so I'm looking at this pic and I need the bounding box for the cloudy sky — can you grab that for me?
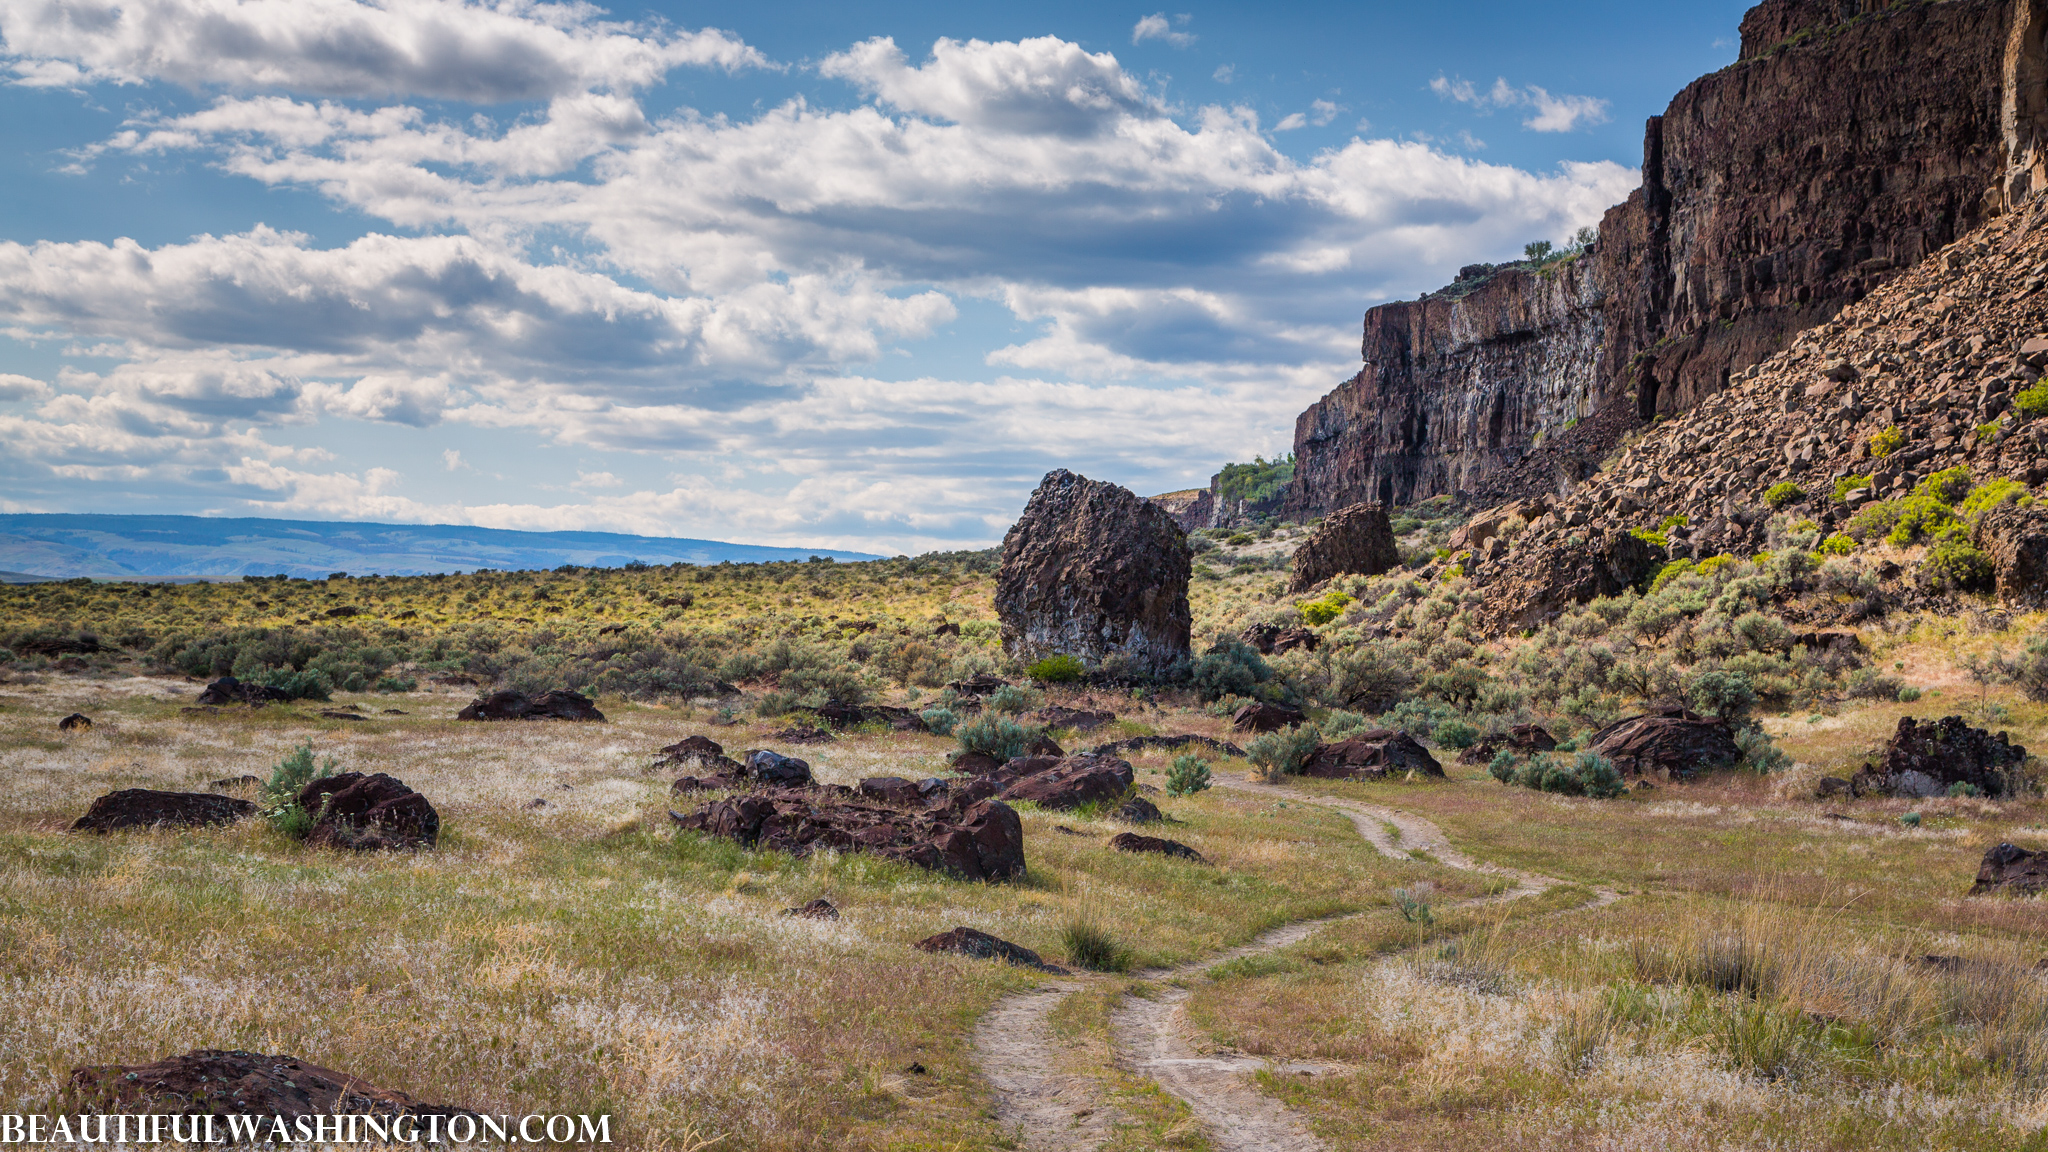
[0,0,1749,553]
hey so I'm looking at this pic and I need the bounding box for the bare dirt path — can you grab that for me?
[971,770,1615,1152]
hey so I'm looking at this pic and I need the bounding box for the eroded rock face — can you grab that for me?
[1231,701,1306,733]
[1973,504,2048,604]
[1970,843,2048,896]
[1299,732,1444,780]
[996,469,1191,676]
[1471,529,1662,633]
[1586,707,1741,780]
[1109,832,1206,862]
[67,1050,473,1121]
[1288,503,1401,593]
[72,789,255,833]
[297,773,440,850]
[914,927,1066,972]
[997,754,1134,811]
[1873,715,2027,798]
[456,689,604,722]
[672,789,1026,881]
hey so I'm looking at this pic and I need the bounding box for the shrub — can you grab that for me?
[1959,477,2027,521]
[955,714,1036,762]
[1813,533,1854,557]
[1764,482,1804,509]
[1924,533,1994,591]
[1898,686,1923,702]
[1380,697,1458,739]
[1918,465,1973,506]
[258,667,334,702]
[1190,640,1274,702]
[1433,718,1478,749]
[2017,381,2048,418]
[1320,710,1372,739]
[1686,667,1756,722]
[1391,883,1435,924]
[987,684,1040,715]
[1166,753,1213,797]
[1868,425,1904,458]
[1735,726,1792,774]
[1977,419,2003,443]
[1696,554,1739,579]
[1061,920,1134,972]
[1487,748,1517,783]
[1886,494,1958,546]
[1831,474,1874,502]
[919,707,958,737]
[1246,725,1321,782]
[1299,590,1354,627]
[263,740,336,838]
[1027,654,1086,684]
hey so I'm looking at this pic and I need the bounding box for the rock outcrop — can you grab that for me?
[1109,832,1206,862]
[996,470,1192,676]
[456,688,604,722]
[1586,708,1742,780]
[1288,502,1401,593]
[1287,0,2018,515]
[1231,701,1306,732]
[194,677,291,707]
[297,772,440,850]
[672,789,1027,881]
[71,789,255,833]
[1970,842,2048,895]
[58,712,91,731]
[1973,503,2048,602]
[1859,715,2027,797]
[67,1050,473,1121]
[914,927,1067,972]
[1298,731,1444,780]
[996,754,1134,810]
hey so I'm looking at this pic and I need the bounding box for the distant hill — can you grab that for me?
[0,514,882,580]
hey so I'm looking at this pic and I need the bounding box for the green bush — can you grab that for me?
[1189,640,1272,702]
[955,714,1037,762]
[1061,921,1134,972]
[1959,477,2027,521]
[1813,533,1854,557]
[1734,726,1792,774]
[2016,382,2048,418]
[1868,425,1904,458]
[1026,654,1086,684]
[1923,533,1994,591]
[1380,698,1458,739]
[987,684,1040,715]
[1917,465,1973,506]
[1885,494,1958,546]
[1433,718,1478,749]
[1215,455,1294,504]
[1166,753,1213,796]
[1487,748,1517,783]
[919,707,958,736]
[1831,475,1873,502]
[1246,725,1321,781]
[260,667,334,702]
[263,740,336,838]
[1763,482,1804,509]
[1298,590,1354,627]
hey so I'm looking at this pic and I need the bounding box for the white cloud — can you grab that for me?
[1310,99,1343,127]
[820,35,1156,134]
[1430,73,1610,133]
[442,448,466,471]
[0,372,51,401]
[572,470,621,488]
[1273,112,1306,132]
[1131,13,1194,49]
[1212,63,1233,83]
[0,0,769,99]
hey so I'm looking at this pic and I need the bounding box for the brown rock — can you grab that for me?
[1870,715,2027,798]
[1034,705,1116,732]
[1586,707,1741,780]
[1973,503,2048,604]
[858,776,923,806]
[66,1049,473,1121]
[995,469,1192,676]
[455,689,604,722]
[672,789,1026,881]
[914,927,1067,972]
[1299,731,1444,780]
[296,772,440,850]
[1288,502,1400,592]
[1108,832,1207,863]
[998,754,1135,811]
[657,734,742,774]
[743,750,815,788]
[71,789,255,833]
[1087,734,1247,758]
[1473,529,1663,633]
[1110,796,1165,823]
[1971,843,2048,896]
[194,677,291,707]
[1231,701,1306,732]
[783,898,840,920]
[947,673,1010,698]
[57,712,92,731]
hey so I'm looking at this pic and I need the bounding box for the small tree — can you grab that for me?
[1166,754,1213,797]
[1524,240,1554,262]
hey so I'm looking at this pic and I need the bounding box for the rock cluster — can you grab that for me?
[1459,724,1557,766]
[991,754,1135,810]
[1298,731,1443,780]
[1230,702,1306,732]
[72,789,255,833]
[672,787,1026,882]
[67,1050,473,1121]
[1287,502,1401,593]
[297,773,440,850]
[1238,623,1320,655]
[456,689,605,722]
[194,677,291,707]
[1852,715,2027,798]
[995,469,1192,676]
[1585,708,1741,780]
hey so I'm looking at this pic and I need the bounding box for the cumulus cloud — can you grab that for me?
[1430,74,1610,132]
[1130,13,1194,49]
[820,35,1156,135]
[0,0,768,98]
[0,372,51,401]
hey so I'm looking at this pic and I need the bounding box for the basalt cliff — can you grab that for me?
[1280,0,2046,517]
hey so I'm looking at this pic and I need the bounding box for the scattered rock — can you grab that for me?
[1054,824,1087,836]
[657,735,742,775]
[1108,832,1207,863]
[194,677,292,707]
[1816,776,1852,799]
[1022,732,1066,758]
[995,469,1192,676]
[1459,723,1557,765]
[1471,529,1664,634]
[1862,715,2028,797]
[381,709,408,715]
[208,774,261,792]
[1231,701,1306,733]
[71,789,255,833]
[1299,731,1444,780]
[858,776,923,806]
[297,773,440,851]
[1087,734,1247,759]
[66,1049,473,1121]
[951,749,1005,775]
[997,754,1135,810]
[914,927,1068,973]
[817,701,928,731]
[318,710,366,722]
[1110,795,1165,823]
[783,898,840,920]
[1034,705,1117,732]
[744,750,816,788]
[672,789,1026,881]
[947,673,1010,698]
[1971,843,2048,896]
[1239,623,1322,655]
[523,798,548,810]
[1585,706,1741,780]
[455,689,605,722]
[57,712,92,731]
[1288,502,1400,593]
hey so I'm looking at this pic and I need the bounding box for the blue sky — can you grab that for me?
[0,0,1750,552]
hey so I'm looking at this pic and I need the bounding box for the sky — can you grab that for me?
[0,0,1753,554]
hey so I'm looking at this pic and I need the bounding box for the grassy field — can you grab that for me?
[6,545,2048,1149]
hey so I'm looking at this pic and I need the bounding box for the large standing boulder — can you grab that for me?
[1973,504,2048,604]
[456,689,604,722]
[1288,502,1401,593]
[67,1050,473,1121]
[1586,707,1741,780]
[1299,731,1444,780]
[1970,843,2048,896]
[1863,715,2027,798]
[672,789,1026,881]
[297,773,440,850]
[995,469,1192,676]
[71,789,255,833]
[1231,701,1306,732]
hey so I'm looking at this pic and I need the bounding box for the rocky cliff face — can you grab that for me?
[1289,0,2020,516]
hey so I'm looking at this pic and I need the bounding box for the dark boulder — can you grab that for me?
[1231,701,1306,733]
[744,750,815,788]
[997,754,1135,810]
[1022,732,1066,758]
[672,789,1026,881]
[1971,843,2048,896]
[1871,716,2027,798]
[1299,731,1444,780]
[1586,706,1740,780]
[657,735,742,774]
[195,677,291,707]
[914,927,1067,973]
[1110,795,1164,823]
[1459,723,1558,766]
[858,776,923,806]
[951,750,1005,775]
[66,1049,472,1121]
[1239,622,1321,655]
[297,773,439,850]
[58,712,92,731]
[784,898,840,920]
[948,673,1011,698]
[1034,705,1116,732]
[456,689,604,722]
[209,774,262,792]
[1473,528,1663,633]
[818,701,928,731]
[995,469,1191,676]
[1109,832,1207,863]
[1288,501,1400,593]
[1973,504,2048,604]
[72,789,255,833]
[671,773,743,794]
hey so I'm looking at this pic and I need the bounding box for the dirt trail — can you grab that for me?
[971,770,1614,1152]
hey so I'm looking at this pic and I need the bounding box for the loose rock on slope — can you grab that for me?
[1288,501,1401,593]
